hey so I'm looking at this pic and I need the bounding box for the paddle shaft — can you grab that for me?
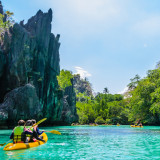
[0,139,12,146]
[29,118,47,130]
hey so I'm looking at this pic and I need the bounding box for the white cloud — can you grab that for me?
[42,0,125,36]
[133,16,160,36]
[74,66,91,79]
[117,87,128,94]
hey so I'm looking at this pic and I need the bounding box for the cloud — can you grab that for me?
[41,0,125,36]
[74,66,91,79]
[133,16,160,36]
[117,87,128,94]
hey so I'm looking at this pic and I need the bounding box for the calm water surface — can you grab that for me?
[0,125,160,159]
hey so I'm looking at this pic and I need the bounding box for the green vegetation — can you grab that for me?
[0,10,14,36]
[58,66,160,125]
[63,67,160,125]
[57,69,73,90]
[76,91,129,125]
[128,68,160,125]
[76,68,160,125]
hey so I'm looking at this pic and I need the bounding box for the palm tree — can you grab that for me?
[103,87,109,94]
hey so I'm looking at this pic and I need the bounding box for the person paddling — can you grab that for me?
[25,120,45,143]
[10,120,33,143]
[31,119,44,136]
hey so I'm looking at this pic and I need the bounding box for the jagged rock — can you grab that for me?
[0,110,8,128]
[61,79,78,124]
[0,52,6,77]
[73,74,93,96]
[0,2,78,127]
[0,1,3,14]
[0,84,42,127]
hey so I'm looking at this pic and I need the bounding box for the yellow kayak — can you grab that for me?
[3,133,48,151]
[130,125,143,128]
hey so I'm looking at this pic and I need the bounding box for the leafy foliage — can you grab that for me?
[128,69,160,125]
[95,116,105,124]
[76,91,129,125]
[76,68,160,125]
[57,69,73,90]
[0,11,14,36]
[60,65,160,125]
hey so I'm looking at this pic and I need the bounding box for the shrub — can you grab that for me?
[105,119,111,124]
[95,116,105,124]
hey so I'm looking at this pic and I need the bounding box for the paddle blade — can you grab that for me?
[30,118,47,130]
[49,130,61,135]
[0,139,12,146]
[0,143,6,146]
[36,118,47,126]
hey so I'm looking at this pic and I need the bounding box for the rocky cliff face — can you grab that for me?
[61,79,78,124]
[73,74,93,96]
[0,2,78,127]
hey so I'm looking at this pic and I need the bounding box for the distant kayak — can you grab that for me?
[3,133,48,151]
[89,124,98,126]
[130,125,143,128]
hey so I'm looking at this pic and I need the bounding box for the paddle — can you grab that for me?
[0,118,47,147]
[29,118,47,130]
[29,118,61,134]
[0,139,12,146]
[44,130,61,135]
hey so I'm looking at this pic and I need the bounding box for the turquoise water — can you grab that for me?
[1,125,160,159]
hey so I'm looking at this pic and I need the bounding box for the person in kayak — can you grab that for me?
[10,120,33,143]
[25,120,45,143]
[31,119,44,136]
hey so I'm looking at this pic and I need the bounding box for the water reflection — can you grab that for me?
[5,149,26,159]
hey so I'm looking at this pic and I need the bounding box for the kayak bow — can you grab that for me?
[3,133,48,151]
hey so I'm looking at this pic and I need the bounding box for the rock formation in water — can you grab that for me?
[0,2,78,128]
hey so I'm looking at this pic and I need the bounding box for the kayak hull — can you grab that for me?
[3,132,48,151]
[130,125,143,128]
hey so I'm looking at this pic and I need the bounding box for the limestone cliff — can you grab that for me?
[61,79,78,124]
[0,2,78,127]
[73,74,93,96]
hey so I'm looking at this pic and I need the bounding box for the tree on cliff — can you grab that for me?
[57,69,73,90]
[127,74,140,90]
[0,10,14,36]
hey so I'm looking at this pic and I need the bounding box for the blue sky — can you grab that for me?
[3,0,160,94]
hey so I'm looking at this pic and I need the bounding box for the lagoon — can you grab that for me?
[1,125,160,159]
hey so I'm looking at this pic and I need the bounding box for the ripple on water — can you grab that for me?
[1,126,160,159]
